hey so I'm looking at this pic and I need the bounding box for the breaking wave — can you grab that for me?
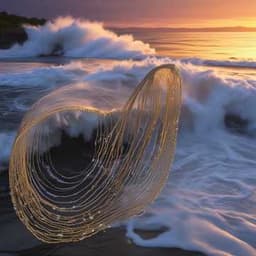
[0,17,155,59]
[181,57,256,69]
[1,57,256,162]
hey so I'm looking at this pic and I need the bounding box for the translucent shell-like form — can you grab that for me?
[9,64,182,243]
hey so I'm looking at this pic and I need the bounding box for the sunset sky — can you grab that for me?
[2,0,256,28]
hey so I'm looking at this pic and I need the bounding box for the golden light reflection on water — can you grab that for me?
[128,31,256,60]
[157,32,256,60]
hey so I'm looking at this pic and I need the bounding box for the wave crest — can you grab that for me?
[0,17,155,59]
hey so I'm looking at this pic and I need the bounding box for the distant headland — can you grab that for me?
[0,12,46,49]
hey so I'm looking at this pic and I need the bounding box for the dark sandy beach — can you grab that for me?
[0,169,205,256]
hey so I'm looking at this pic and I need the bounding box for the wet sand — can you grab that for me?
[0,170,206,256]
[0,131,207,256]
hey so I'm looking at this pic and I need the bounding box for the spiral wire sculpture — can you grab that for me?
[9,64,182,243]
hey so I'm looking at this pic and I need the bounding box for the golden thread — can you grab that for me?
[9,64,182,243]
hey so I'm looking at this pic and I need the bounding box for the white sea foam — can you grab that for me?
[127,130,256,256]
[0,132,16,171]
[0,63,83,87]
[181,57,256,69]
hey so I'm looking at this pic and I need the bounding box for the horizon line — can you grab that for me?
[2,10,256,32]
[109,26,256,32]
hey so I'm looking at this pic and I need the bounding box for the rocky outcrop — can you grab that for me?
[0,27,27,49]
[0,11,46,49]
[224,113,249,134]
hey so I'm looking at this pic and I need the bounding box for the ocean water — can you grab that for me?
[115,28,256,61]
[0,17,256,256]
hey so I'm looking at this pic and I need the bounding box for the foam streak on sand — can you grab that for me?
[127,131,256,256]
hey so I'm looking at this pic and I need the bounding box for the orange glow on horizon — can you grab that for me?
[106,17,256,29]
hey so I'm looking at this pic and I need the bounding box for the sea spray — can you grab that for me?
[0,17,155,59]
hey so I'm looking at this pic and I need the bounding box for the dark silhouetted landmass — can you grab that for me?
[0,11,46,49]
